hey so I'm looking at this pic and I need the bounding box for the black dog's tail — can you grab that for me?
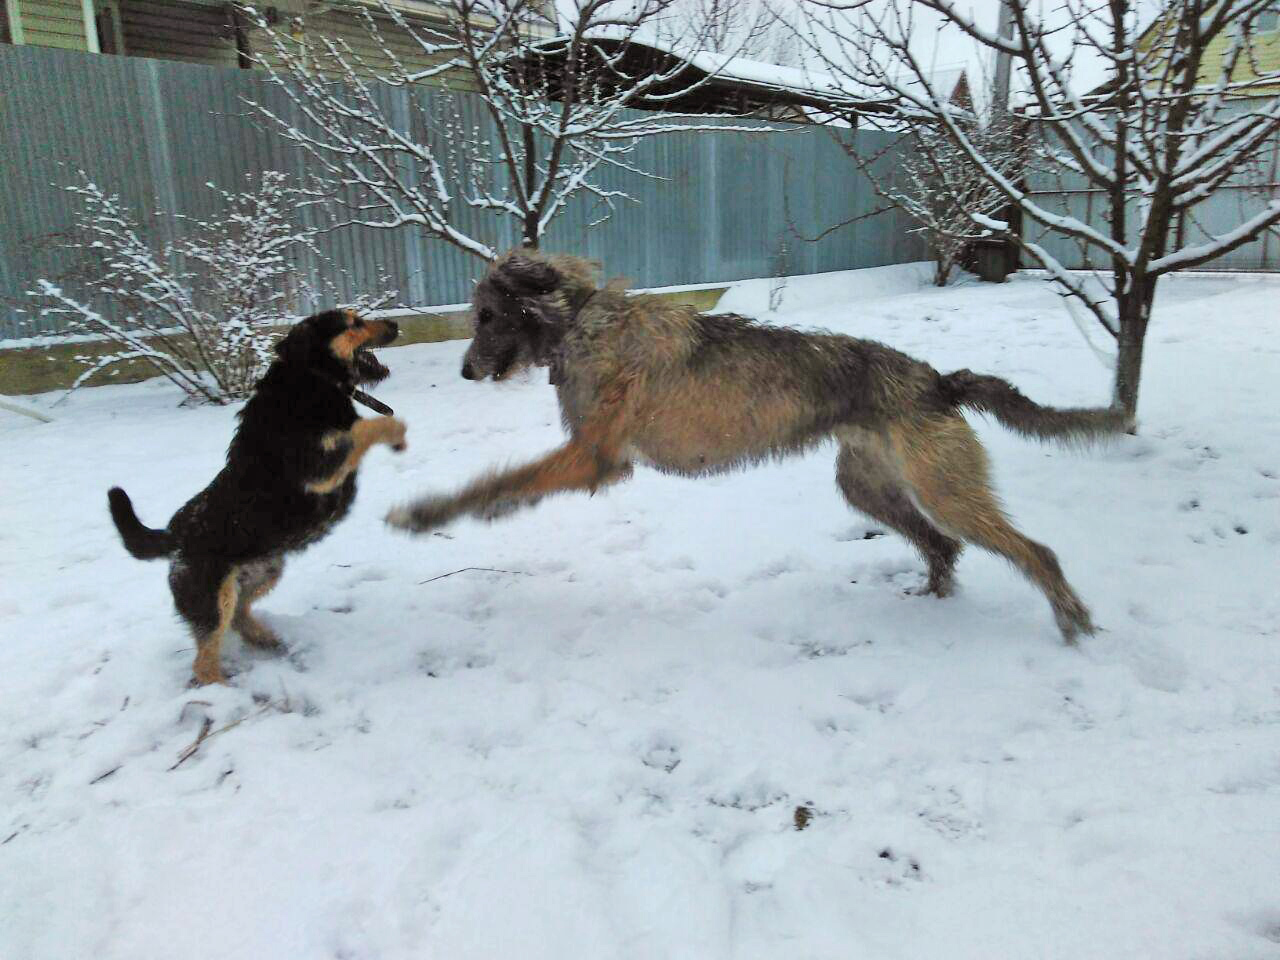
[108,487,173,560]
[939,369,1131,444]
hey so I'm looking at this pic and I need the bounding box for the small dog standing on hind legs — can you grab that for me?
[387,249,1130,643]
[109,308,407,685]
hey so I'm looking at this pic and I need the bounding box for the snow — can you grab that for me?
[563,25,968,112]
[712,262,938,315]
[3,266,1279,959]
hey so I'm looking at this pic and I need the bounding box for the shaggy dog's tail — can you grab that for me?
[108,487,173,560]
[939,369,1130,443]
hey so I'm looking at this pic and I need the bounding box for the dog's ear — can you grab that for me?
[499,254,561,296]
[273,324,310,365]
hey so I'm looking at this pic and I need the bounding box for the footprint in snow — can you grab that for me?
[344,567,391,587]
[872,847,924,885]
[813,713,859,737]
[1229,910,1280,946]
[747,556,808,581]
[841,686,898,713]
[602,530,650,554]
[417,647,494,678]
[640,742,681,773]
[794,637,865,660]
[1086,632,1188,694]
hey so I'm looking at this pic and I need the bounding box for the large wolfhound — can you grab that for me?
[388,250,1127,641]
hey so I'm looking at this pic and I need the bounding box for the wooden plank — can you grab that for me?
[22,30,83,47]
[21,0,82,15]
[22,18,88,39]
[249,6,476,90]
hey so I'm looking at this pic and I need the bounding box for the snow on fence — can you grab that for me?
[0,45,928,341]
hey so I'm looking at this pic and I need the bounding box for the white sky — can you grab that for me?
[554,0,1160,106]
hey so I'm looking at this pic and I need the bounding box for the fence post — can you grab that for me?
[391,86,428,306]
[139,60,182,273]
[705,128,719,281]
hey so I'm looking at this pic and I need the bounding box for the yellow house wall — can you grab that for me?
[15,0,90,50]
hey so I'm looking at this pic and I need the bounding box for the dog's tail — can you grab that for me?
[939,369,1130,443]
[108,487,173,560]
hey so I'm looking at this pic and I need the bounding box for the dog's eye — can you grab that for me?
[476,308,493,326]
[352,317,364,328]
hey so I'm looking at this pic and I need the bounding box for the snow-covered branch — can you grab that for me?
[794,0,1280,420]
[240,0,768,258]
[27,172,392,405]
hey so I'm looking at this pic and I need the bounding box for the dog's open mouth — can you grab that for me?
[354,346,391,385]
[491,345,520,382]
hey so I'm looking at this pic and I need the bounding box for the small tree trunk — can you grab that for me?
[934,254,952,286]
[1111,275,1156,431]
[1113,325,1145,428]
[522,125,538,250]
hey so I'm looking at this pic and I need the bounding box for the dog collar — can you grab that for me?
[352,389,394,416]
[310,366,394,417]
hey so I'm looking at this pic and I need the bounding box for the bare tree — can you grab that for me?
[241,0,763,261]
[795,0,1280,424]
[679,0,801,65]
[863,116,1020,285]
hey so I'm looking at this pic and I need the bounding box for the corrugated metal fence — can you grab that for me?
[0,45,927,340]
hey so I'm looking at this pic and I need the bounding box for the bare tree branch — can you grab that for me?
[240,0,769,260]
[793,0,1280,421]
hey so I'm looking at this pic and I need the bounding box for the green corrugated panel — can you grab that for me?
[0,43,939,340]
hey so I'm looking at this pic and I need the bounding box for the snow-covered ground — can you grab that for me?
[2,265,1278,960]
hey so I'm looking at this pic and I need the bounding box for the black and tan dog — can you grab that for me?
[388,249,1129,643]
[109,309,406,685]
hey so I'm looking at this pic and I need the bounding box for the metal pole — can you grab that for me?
[5,0,25,44]
[991,0,1015,121]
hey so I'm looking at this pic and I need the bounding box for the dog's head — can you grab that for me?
[274,308,399,385]
[461,250,599,382]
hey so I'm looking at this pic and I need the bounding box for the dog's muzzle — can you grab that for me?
[354,320,399,384]
[370,319,399,347]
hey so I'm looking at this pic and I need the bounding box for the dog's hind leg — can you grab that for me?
[835,431,962,597]
[169,558,239,685]
[234,556,285,652]
[889,416,1094,642]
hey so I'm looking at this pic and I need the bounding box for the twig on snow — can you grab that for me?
[0,397,54,423]
[169,704,270,771]
[418,566,531,585]
[169,717,215,771]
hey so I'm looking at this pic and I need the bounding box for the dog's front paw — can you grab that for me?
[381,417,408,452]
[386,495,455,534]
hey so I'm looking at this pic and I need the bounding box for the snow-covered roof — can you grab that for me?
[529,27,968,114]
[685,51,967,110]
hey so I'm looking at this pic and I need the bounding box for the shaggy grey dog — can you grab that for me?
[389,250,1127,641]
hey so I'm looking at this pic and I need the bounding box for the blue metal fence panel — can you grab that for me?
[1,44,928,340]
